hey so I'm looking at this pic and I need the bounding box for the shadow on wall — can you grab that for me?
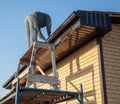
[66,64,96,104]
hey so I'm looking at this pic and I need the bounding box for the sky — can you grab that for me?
[0,0,120,98]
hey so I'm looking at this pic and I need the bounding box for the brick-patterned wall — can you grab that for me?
[102,24,120,104]
[37,39,102,104]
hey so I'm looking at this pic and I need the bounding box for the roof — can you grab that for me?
[2,10,120,89]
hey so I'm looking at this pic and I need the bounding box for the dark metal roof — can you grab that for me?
[47,10,113,43]
[75,10,112,30]
[2,10,119,90]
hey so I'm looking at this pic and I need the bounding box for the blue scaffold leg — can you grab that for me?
[80,84,84,104]
[15,78,20,104]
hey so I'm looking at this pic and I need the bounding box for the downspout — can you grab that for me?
[97,36,108,104]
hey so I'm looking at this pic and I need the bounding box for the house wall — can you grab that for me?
[36,39,102,104]
[102,24,120,104]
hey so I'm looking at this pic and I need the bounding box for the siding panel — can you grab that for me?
[37,40,102,104]
[102,24,120,104]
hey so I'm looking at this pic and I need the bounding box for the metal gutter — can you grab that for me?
[0,91,15,104]
[2,72,15,88]
[3,65,27,89]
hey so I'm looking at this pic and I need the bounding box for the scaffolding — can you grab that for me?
[13,41,84,104]
[15,78,83,104]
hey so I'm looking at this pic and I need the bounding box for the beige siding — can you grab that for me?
[37,39,102,104]
[102,24,120,104]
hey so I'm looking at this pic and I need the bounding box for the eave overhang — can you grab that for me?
[19,10,112,69]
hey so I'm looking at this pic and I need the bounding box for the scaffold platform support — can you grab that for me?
[15,78,84,104]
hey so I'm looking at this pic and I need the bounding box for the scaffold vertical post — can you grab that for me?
[51,44,57,77]
[80,84,84,104]
[51,43,58,90]
[26,42,36,87]
[15,78,20,104]
[29,42,36,74]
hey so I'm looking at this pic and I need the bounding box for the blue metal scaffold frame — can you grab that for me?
[15,78,84,104]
